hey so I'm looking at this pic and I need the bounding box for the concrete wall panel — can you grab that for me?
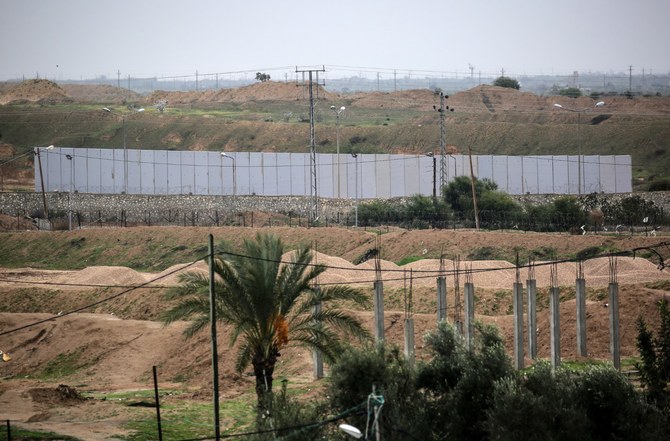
[42,148,631,198]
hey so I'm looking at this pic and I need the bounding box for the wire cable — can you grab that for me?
[0,255,206,337]
[1,241,663,291]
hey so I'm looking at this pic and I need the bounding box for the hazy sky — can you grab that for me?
[2,0,668,81]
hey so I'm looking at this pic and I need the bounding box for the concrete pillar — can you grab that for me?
[550,287,561,369]
[374,280,384,341]
[464,282,475,350]
[436,276,447,322]
[513,282,524,369]
[526,278,537,359]
[312,301,323,379]
[576,278,587,357]
[609,282,620,370]
[404,318,415,366]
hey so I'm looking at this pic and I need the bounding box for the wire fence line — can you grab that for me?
[10,65,668,95]
[2,205,667,234]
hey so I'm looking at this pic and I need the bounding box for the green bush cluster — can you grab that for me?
[357,177,667,232]
[257,321,668,440]
[357,194,450,229]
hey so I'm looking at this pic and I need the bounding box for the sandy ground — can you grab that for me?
[2,78,669,439]
[1,227,669,440]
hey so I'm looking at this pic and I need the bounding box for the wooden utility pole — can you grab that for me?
[35,147,49,220]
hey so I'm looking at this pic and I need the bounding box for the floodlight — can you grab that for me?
[338,424,363,439]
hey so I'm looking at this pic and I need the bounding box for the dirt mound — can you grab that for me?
[344,85,670,115]
[0,79,71,105]
[153,261,209,286]
[61,84,142,104]
[0,213,37,231]
[52,265,150,287]
[0,143,16,156]
[145,81,335,106]
[29,385,87,406]
[349,88,437,109]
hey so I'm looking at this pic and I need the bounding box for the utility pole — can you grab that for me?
[435,91,454,193]
[628,65,633,94]
[296,66,325,223]
[439,92,447,191]
[208,234,221,441]
[35,147,50,220]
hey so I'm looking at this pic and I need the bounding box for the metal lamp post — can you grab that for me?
[103,107,144,194]
[330,105,346,198]
[449,154,457,179]
[553,101,605,194]
[351,153,358,228]
[221,152,236,196]
[66,153,73,230]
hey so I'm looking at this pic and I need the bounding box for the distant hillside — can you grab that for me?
[0,80,668,190]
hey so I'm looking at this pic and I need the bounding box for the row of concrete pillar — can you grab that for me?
[313,269,621,378]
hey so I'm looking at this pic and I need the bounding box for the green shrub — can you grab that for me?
[559,87,582,98]
[250,381,327,440]
[576,246,605,261]
[493,76,520,90]
[636,299,670,409]
[489,363,668,441]
[551,196,587,229]
[488,363,589,441]
[468,246,501,261]
[328,344,426,441]
[418,321,514,441]
[397,255,424,266]
[648,178,670,191]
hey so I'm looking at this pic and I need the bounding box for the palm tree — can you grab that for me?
[162,233,371,408]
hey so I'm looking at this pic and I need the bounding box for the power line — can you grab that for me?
[1,242,665,292]
[0,255,206,337]
[33,147,633,173]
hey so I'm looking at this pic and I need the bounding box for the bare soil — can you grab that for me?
[0,226,668,440]
[2,79,669,113]
[1,78,670,439]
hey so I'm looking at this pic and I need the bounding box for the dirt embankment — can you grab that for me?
[4,79,670,112]
[0,226,668,440]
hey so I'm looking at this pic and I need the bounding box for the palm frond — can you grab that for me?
[317,285,371,306]
[164,272,210,300]
[289,326,344,362]
[184,315,210,339]
[161,232,369,389]
[161,297,210,325]
[235,341,254,374]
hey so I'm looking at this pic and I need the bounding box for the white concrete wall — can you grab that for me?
[36,147,633,196]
